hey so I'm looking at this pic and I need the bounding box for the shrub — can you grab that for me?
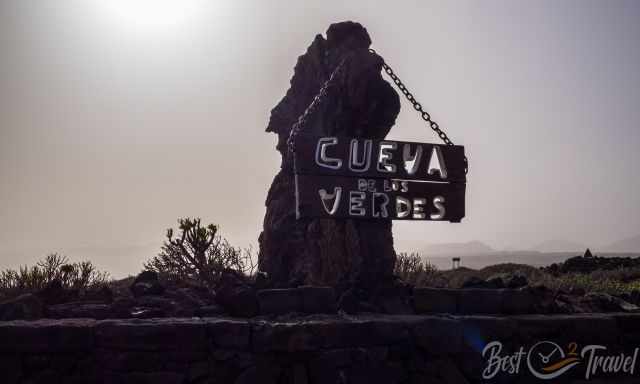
[394,252,441,286]
[0,253,109,299]
[144,217,256,287]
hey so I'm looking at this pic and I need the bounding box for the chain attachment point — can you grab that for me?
[287,48,468,175]
[370,48,468,174]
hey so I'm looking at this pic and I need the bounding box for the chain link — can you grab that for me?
[287,49,468,175]
[287,59,347,154]
[370,48,468,174]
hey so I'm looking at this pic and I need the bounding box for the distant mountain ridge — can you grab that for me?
[414,234,640,258]
[531,238,587,253]
[419,241,494,255]
[603,234,640,253]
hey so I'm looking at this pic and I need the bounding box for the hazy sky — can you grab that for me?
[1,1,639,276]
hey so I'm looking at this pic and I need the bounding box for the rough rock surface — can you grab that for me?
[258,21,401,291]
[215,272,259,317]
[0,294,43,321]
[5,282,640,321]
[461,273,528,289]
[130,270,165,297]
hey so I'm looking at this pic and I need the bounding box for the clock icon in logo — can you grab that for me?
[527,341,581,380]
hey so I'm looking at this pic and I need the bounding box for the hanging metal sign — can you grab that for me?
[289,49,468,223]
[293,135,466,222]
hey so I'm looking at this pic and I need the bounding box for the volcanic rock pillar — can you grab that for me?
[258,21,401,291]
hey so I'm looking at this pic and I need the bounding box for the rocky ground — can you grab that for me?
[3,255,640,383]
[2,262,640,322]
[544,251,640,274]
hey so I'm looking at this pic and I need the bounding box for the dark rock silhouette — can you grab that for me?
[461,276,502,289]
[36,279,71,305]
[215,271,258,317]
[258,21,401,290]
[580,292,640,312]
[462,273,529,289]
[545,252,640,275]
[0,293,43,320]
[46,301,112,319]
[129,270,165,297]
[2,278,639,320]
[82,285,114,303]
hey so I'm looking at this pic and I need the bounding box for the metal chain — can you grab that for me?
[370,48,468,174]
[287,49,468,175]
[287,59,347,154]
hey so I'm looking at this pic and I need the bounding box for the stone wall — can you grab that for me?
[2,313,640,383]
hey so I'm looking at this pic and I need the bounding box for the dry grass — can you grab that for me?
[541,267,640,295]
[397,255,640,295]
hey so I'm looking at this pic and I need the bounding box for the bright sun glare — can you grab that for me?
[97,0,207,33]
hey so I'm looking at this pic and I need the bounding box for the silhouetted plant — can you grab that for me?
[395,252,440,286]
[0,253,109,299]
[144,218,256,286]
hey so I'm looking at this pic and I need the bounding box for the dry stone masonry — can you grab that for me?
[3,313,640,383]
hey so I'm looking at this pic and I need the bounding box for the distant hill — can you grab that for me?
[531,238,587,253]
[419,241,495,255]
[603,234,640,253]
